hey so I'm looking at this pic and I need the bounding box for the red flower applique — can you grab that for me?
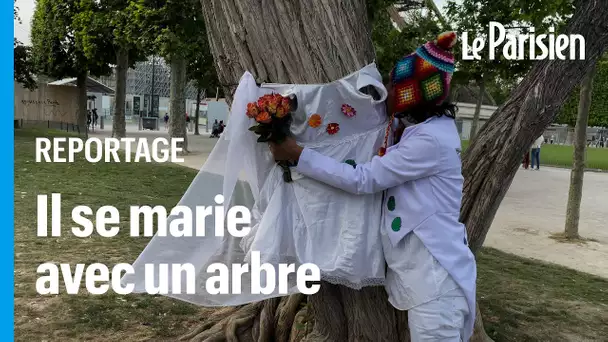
[326,123,340,135]
[341,104,356,117]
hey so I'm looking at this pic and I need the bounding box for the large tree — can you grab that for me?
[180,0,608,341]
[31,0,114,137]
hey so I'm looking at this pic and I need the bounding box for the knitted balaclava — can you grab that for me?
[378,31,457,156]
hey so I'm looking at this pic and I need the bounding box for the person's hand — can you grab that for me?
[269,137,303,162]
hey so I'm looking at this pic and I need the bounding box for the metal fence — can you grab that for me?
[544,126,608,147]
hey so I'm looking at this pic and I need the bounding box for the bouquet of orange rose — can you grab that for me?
[246,93,295,182]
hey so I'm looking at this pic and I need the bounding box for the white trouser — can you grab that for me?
[408,286,469,342]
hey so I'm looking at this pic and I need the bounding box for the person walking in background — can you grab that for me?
[164,113,169,130]
[522,148,530,169]
[92,108,99,128]
[530,135,544,170]
[87,110,92,129]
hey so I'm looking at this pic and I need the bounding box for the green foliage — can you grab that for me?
[137,0,207,62]
[370,5,441,82]
[446,0,575,86]
[555,59,608,127]
[14,44,37,91]
[182,5,220,95]
[31,0,114,79]
[93,0,151,67]
[14,1,37,90]
[136,0,220,95]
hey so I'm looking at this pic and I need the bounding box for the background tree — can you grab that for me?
[139,0,208,151]
[555,57,608,128]
[31,0,114,137]
[563,63,597,239]
[14,43,37,91]
[93,0,152,138]
[446,0,575,141]
[185,18,219,136]
[179,0,608,341]
[14,1,37,91]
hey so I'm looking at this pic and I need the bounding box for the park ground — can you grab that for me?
[14,127,608,341]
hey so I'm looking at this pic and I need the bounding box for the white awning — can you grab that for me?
[48,77,115,95]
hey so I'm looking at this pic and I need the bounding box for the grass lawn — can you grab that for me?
[461,140,608,171]
[15,129,608,341]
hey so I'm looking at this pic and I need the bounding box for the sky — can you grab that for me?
[14,0,451,46]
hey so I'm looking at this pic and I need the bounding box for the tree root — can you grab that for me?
[179,284,494,342]
[179,294,308,342]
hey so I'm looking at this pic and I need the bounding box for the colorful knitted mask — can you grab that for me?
[390,31,456,115]
[378,31,457,157]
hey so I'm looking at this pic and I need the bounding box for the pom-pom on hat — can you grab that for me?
[378,32,457,156]
[390,31,457,115]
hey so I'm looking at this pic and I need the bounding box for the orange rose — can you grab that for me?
[308,114,322,128]
[267,101,278,115]
[275,106,287,118]
[257,96,268,108]
[255,111,272,124]
[246,103,259,118]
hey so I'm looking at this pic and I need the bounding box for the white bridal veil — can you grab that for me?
[122,64,391,306]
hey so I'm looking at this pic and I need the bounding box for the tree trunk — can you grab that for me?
[76,72,88,139]
[112,47,129,138]
[469,77,485,141]
[387,6,407,30]
[185,0,608,341]
[195,88,202,136]
[169,53,188,152]
[200,0,375,102]
[564,63,597,239]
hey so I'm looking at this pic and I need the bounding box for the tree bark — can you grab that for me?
[564,63,597,239]
[76,72,88,139]
[200,0,376,102]
[186,0,608,341]
[469,77,485,141]
[387,6,407,30]
[169,53,189,152]
[112,46,129,138]
[195,88,202,135]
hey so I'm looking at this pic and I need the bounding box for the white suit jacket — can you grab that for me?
[296,115,477,341]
